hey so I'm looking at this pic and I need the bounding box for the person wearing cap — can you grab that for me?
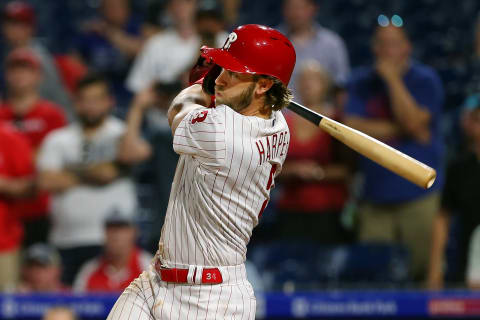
[126,0,228,93]
[73,210,152,293]
[344,22,444,283]
[17,243,69,293]
[107,24,295,319]
[37,72,137,286]
[0,47,67,248]
[428,94,480,289]
[0,1,72,117]
[0,123,34,291]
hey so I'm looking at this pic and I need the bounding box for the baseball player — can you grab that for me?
[107,24,296,320]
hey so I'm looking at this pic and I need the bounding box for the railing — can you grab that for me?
[2,290,480,319]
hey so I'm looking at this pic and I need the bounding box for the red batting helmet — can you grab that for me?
[200,24,296,86]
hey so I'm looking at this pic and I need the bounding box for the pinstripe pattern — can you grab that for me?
[108,104,289,319]
[162,105,289,267]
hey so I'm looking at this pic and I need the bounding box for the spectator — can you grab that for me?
[277,0,350,98]
[275,60,351,243]
[126,0,227,93]
[37,73,137,285]
[195,0,228,48]
[0,123,33,291]
[73,210,152,292]
[117,83,180,252]
[0,1,72,118]
[0,48,67,247]
[428,94,480,289]
[73,0,144,113]
[221,0,241,28]
[344,24,444,283]
[17,243,68,293]
[144,0,238,34]
[43,307,77,320]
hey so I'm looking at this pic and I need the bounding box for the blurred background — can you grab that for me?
[0,0,480,319]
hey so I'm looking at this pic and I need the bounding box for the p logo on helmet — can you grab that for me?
[223,32,238,51]
[201,24,296,87]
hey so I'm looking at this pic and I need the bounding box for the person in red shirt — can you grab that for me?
[276,60,352,243]
[0,48,67,247]
[73,211,152,293]
[0,123,34,291]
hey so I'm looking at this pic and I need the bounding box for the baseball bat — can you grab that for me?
[287,101,436,189]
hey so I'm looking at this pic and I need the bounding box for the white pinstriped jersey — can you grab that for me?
[157,104,290,267]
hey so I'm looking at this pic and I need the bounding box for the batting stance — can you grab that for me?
[107,24,296,320]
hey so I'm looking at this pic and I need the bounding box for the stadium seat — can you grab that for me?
[248,242,410,291]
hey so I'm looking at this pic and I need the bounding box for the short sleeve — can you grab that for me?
[345,75,368,117]
[410,69,444,115]
[467,225,480,284]
[330,37,350,86]
[37,132,65,171]
[173,106,226,167]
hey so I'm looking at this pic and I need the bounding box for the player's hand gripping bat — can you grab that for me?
[287,101,436,189]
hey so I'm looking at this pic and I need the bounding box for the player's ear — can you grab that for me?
[255,77,274,95]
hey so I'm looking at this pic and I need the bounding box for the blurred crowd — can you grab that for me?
[0,0,480,297]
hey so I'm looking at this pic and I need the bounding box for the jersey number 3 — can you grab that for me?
[191,111,208,124]
[258,164,277,219]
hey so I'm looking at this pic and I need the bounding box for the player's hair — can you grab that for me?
[254,75,293,111]
[75,72,110,94]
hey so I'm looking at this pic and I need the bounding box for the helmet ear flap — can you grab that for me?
[202,65,222,95]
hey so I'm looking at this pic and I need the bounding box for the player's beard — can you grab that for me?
[215,83,256,113]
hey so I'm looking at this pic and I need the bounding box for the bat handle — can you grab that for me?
[287,101,323,125]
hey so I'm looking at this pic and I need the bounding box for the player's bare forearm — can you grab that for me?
[168,84,211,135]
